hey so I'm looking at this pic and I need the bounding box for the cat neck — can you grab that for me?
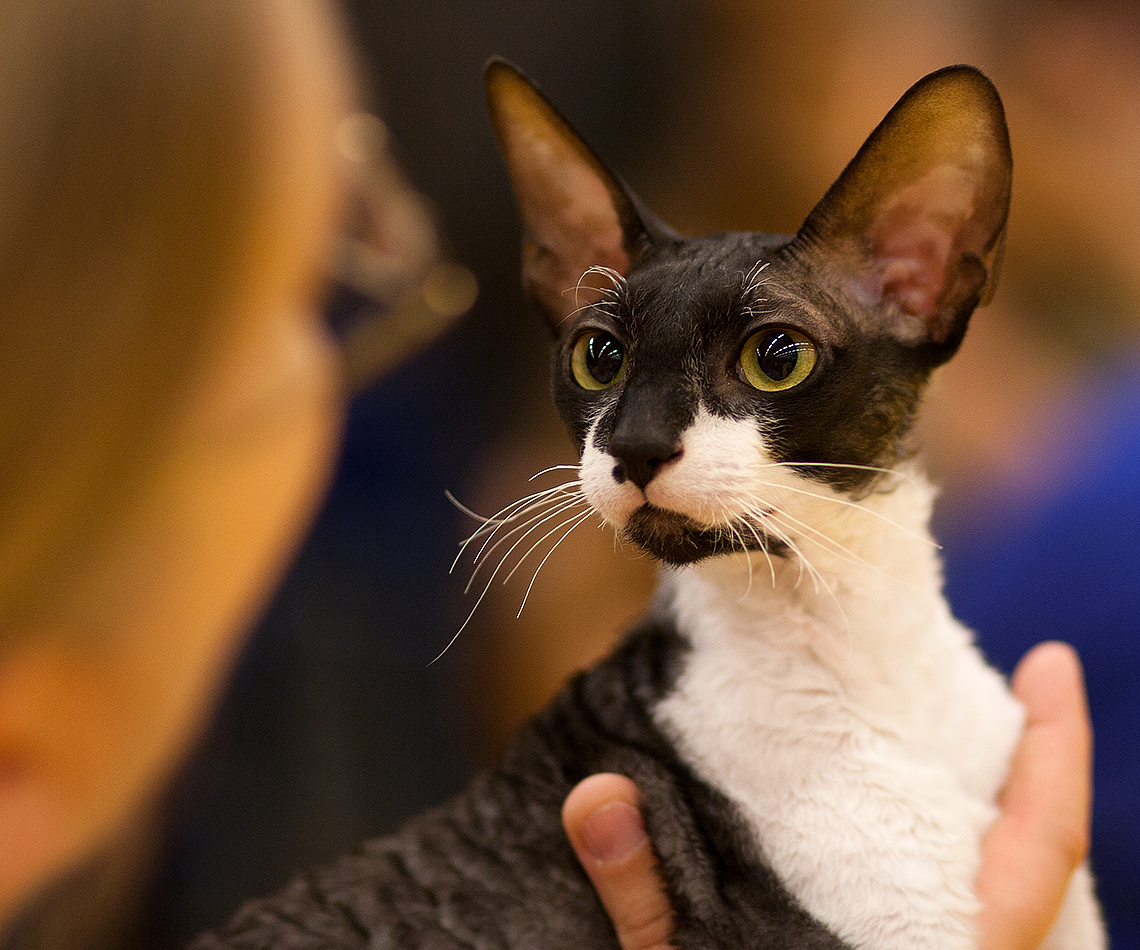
[658,463,961,693]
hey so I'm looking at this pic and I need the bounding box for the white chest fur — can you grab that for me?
[643,462,1028,950]
[651,508,1106,950]
[655,547,1019,950]
[580,409,1102,950]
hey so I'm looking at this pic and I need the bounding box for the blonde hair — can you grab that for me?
[0,0,285,626]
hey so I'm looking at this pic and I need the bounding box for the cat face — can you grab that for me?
[486,61,1011,565]
[552,234,943,564]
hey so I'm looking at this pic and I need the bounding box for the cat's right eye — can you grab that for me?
[571,331,626,390]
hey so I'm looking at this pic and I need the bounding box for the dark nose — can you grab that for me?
[609,431,683,490]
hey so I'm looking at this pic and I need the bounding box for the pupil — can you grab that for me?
[759,332,800,381]
[587,334,623,384]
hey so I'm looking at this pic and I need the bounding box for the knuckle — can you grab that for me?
[617,909,675,950]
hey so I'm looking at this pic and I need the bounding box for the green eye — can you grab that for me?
[571,331,626,390]
[739,328,817,392]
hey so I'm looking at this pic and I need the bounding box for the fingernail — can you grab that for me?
[580,801,647,864]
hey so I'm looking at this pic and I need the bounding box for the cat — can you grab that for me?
[191,61,1105,950]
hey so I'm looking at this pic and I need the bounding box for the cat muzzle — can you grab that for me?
[623,505,787,565]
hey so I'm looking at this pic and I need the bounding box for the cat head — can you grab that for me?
[485,59,1011,566]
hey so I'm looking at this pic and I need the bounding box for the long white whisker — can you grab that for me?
[452,481,582,570]
[737,506,778,588]
[476,480,582,527]
[515,509,596,617]
[749,476,934,548]
[716,498,755,596]
[559,299,599,323]
[434,492,588,666]
[756,500,875,573]
[467,495,589,592]
[445,489,492,524]
[583,265,626,288]
[735,500,858,666]
[736,523,754,596]
[762,510,836,604]
[451,479,580,537]
[761,459,907,480]
[766,518,849,648]
[452,493,555,575]
[746,486,925,592]
[501,504,592,586]
[431,578,493,666]
[466,487,582,559]
[436,460,598,665]
[770,516,854,676]
[529,464,582,480]
[760,517,814,592]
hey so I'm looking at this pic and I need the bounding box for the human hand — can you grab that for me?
[562,773,675,950]
[977,641,1093,950]
[563,642,1093,950]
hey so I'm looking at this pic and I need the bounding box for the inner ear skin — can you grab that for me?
[920,250,990,360]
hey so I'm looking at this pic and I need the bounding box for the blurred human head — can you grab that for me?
[0,0,356,921]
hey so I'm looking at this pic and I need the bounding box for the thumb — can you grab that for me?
[563,774,676,950]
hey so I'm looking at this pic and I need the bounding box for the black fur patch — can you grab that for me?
[191,622,852,950]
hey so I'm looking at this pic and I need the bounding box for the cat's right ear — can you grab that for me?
[484,59,655,330]
[793,65,1012,365]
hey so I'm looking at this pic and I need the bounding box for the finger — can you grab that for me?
[1006,641,1093,863]
[563,773,675,950]
[977,641,1092,950]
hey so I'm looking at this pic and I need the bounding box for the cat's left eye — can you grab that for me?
[571,331,626,390]
[739,328,817,392]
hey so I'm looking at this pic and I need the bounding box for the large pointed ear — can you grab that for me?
[484,58,657,329]
[795,65,1012,363]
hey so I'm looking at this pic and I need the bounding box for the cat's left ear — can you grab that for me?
[484,59,668,330]
[794,65,1012,364]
